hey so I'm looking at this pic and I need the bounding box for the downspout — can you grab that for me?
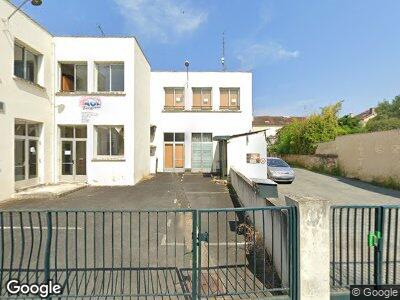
[52,40,57,184]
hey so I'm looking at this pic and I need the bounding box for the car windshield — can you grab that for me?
[267,158,290,168]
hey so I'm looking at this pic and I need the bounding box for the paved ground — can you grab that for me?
[0,174,279,298]
[0,173,234,210]
[277,168,400,205]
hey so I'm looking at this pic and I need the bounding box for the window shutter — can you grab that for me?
[220,89,229,108]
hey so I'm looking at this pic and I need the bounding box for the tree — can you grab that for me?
[338,114,363,134]
[365,118,400,132]
[365,95,400,132]
[271,102,343,155]
[374,96,400,120]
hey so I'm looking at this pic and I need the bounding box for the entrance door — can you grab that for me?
[192,133,213,173]
[163,133,185,172]
[14,120,40,189]
[60,126,87,182]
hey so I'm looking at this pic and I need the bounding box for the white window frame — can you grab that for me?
[94,125,125,158]
[95,63,125,92]
[59,63,88,92]
[14,42,40,84]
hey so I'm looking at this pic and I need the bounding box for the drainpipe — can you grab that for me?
[52,41,57,184]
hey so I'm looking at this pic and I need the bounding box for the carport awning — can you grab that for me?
[213,135,231,141]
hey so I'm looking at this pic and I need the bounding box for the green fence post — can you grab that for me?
[289,206,299,300]
[192,210,199,300]
[44,212,52,284]
[374,207,383,286]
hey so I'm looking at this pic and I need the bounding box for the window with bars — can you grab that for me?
[164,88,185,110]
[192,88,212,110]
[220,88,240,110]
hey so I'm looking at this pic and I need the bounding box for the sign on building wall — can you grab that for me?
[246,153,266,164]
[79,96,101,123]
[79,97,102,110]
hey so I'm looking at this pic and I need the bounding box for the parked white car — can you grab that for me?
[267,157,295,183]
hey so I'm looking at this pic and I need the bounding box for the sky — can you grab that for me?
[12,0,400,116]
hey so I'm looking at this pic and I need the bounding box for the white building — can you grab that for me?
[0,0,254,202]
[150,71,252,173]
[54,37,150,185]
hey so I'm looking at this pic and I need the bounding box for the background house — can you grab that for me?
[355,107,377,126]
[252,115,305,144]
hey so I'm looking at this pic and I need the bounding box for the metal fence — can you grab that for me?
[0,207,298,299]
[330,205,400,291]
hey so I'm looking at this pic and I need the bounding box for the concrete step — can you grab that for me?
[12,183,86,199]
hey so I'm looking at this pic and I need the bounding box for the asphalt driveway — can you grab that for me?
[0,173,234,210]
[278,168,400,205]
[0,174,268,298]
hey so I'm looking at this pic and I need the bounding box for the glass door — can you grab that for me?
[14,120,40,189]
[59,126,87,182]
[14,139,25,181]
[61,141,74,177]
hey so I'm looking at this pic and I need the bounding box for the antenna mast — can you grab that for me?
[97,24,105,37]
[221,32,226,71]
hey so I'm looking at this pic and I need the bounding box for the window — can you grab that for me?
[220,88,240,110]
[60,63,87,92]
[14,120,40,182]
[192,88,212,110]
[164,88,184,110]
[95,126,124,156]
[14,43,39,84]
[96,63,124,92]
[163,132,185,142]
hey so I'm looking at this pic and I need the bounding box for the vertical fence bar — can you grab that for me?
[289,206,299,300]
[192,210,199,300]
[44,212,52,284]
[374,207,383,286]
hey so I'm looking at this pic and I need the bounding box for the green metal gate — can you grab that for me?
[0,207,298,299]
[330,205,400,296]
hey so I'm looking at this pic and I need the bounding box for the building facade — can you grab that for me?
[150,71,252,173]
[0,0,54,201]
[0,0,254,202]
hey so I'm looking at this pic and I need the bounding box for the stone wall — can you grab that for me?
[316,130,400,187]
[281,154,338,172]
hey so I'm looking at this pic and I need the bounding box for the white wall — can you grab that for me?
[150,71,253,172]
[54,37,147,185]
[227,131,268,179]
[133,42,151,183]
[0,0,54,201]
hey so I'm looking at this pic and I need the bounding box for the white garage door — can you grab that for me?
[191,133,213,173]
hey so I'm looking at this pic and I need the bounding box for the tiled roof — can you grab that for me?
[355,108,376,120]
[253,116,305,126]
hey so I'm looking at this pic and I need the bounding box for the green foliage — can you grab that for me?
[374,95,400,120]
[271,102,342,155]
[365,96,400,132]
[337,114,363,134]
[365,118,400,132]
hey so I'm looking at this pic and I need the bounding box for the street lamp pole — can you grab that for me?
[6,0,43,21]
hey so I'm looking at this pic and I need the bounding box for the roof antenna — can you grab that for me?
[221,32,226,71]
[97,24,105,37]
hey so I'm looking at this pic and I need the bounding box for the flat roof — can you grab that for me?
[152,70,252,73]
